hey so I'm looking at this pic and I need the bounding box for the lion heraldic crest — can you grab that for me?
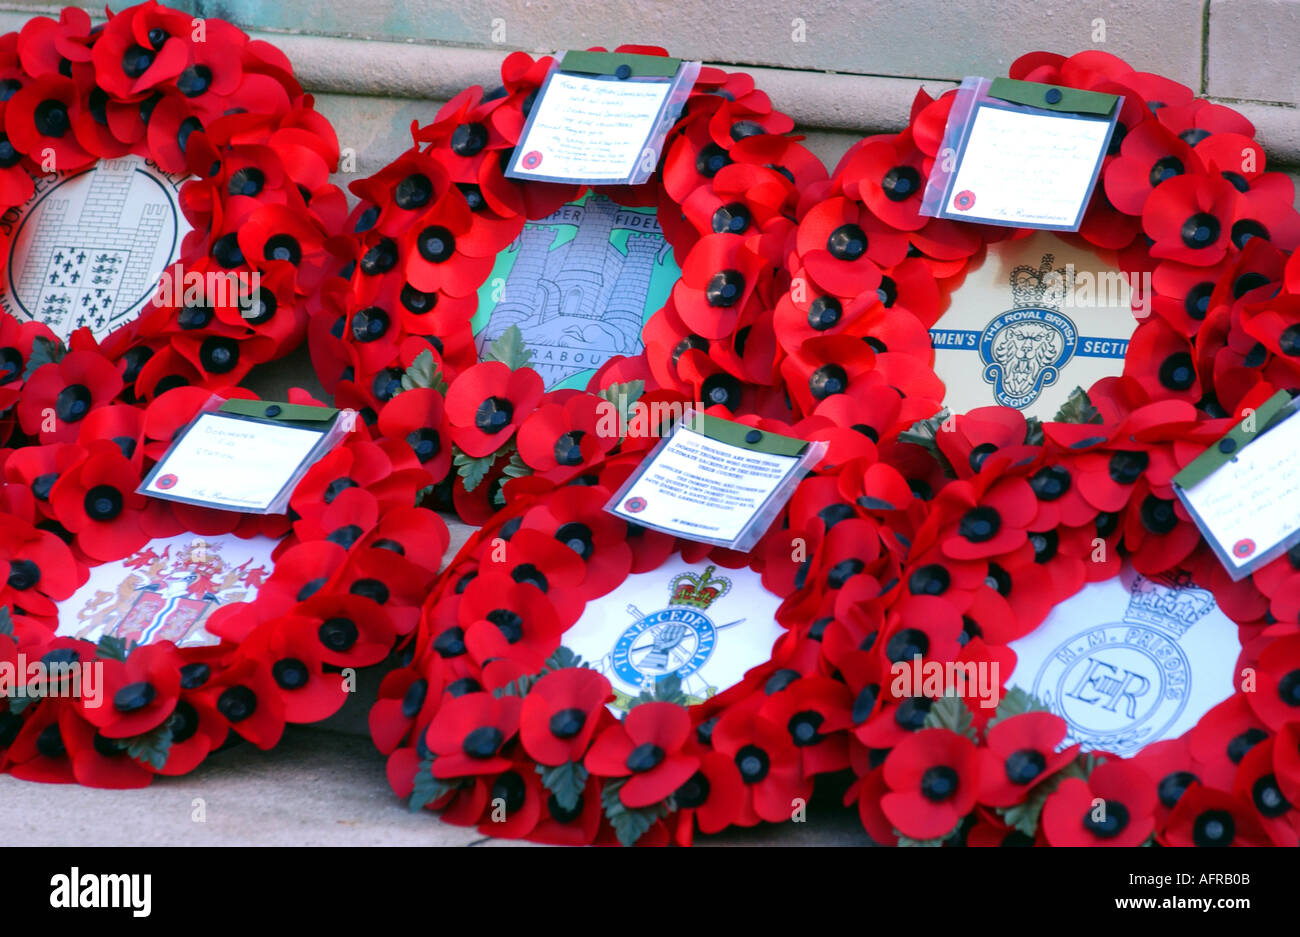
[979,252,1079,409]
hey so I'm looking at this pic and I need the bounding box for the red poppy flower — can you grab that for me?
[1189,694,1270,791]
[794,197,908,298]
[444,361,543,458]
[1103,120,1199,216]
[711,693,812,824]
[1229,736,1297,846]
[1040,758,1156,846]
[1159,783,1270,846]
[424,691,521,779]
[48,442,153,562]
[935,475,1036,562]
[838,130,929,231]
[672,233,773,340]
[1142,173,1241,266]
[518,667,612,766]
[757,674,852,777]
[18,348,123,444]
[189,654,286,750]
[779,334,878,417]
[880,727,980,841]
[240,617,348,724]
[515,393,618,481]
[585,701,699,808]
[1245,633,1300,731]
[978,711,1080,807]
[0,518,83,620]
[456,571,562,671]
[90,1,194,98]
[5,72,92,172]
[80,642,181,739]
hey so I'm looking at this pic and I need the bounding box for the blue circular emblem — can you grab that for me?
[612,608,716,688]
[978,306,1078,409]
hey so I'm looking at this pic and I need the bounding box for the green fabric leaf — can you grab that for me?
[7,695,36,715]
[484,325,533,371]
[501,450,532,480]
[22,336,66,381]
[898,410,958,478]
[0,606,13,637]
[400,349,448,395]
[594,380,646,437]
[536,761,589,812]
[453,449,497,492]
[96,634,131,663]
[601,777,670,846]
[410,757,459,812]
[545,646,585,671]
[895,831,951,847]
[1023,416,1045,447]
[627,673,688,710]
[120,720,173,771]
[1052,386,1103,424]
[986,686,1051,732]
[923,693,979,743]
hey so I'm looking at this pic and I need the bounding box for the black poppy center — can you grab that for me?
[712,202,750,234]
[418,226,455,263]
[462,725,504,759]
[881,165,921,201]
[1108,450,1149,485]
[1148,155,1183,187]
[55,383,91,422]
[1139,494,1178,535]
[1029,465,1071,501]
[827,223,867,261]
[920,765,959,802]
[83,485,123,521]
[394,173,433,210]
[735,744,770,783]
[706,269,745,308]
[1180,212,1221,249]
[1192,809,1234,846]
[549,707,586,740]
[1004,748,1046,785]
[1158,352,1195,390]
[885,627,929,663]
[959,506,1001,543]
[474,395,514,434]
[177,65,212,98]
[450,122,488,156]
[360,238,398,275]
[113,680,156,713]
[908,563,950,596]
[6,559,40,591]
[217,685,257,722]
[554,430,586,467]
[554,522,593,559]
[351,306,390,343]
[318,617,359,651]
[272,658,310,690]
[625,742,665,773]
[1082,800,1130,839]
[809,363,848,400]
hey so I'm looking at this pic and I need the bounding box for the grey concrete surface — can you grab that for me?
[0,724,872,846]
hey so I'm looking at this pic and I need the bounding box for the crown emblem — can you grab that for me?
[1009,253,1069,310]
[1122,571,1216,639]
[668,565,731,611]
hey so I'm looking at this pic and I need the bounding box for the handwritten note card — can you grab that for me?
[609,425,801,544]
[142,413,326,512]
[1177,413,1300,578]
[506,72,672,184]
[940,104,1113,230]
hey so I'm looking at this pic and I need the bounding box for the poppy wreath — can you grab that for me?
[777,49,1300,846]
[369,435,936,846]
[0,2,349,394]
[310,46,830,523]
[0,324,453,788]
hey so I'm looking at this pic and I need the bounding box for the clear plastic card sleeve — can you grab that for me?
[504,51,701,186]
[604,409,827,553]
[137,395,356,515]
[1173,391,1300,581]
[919,76,1121,231]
